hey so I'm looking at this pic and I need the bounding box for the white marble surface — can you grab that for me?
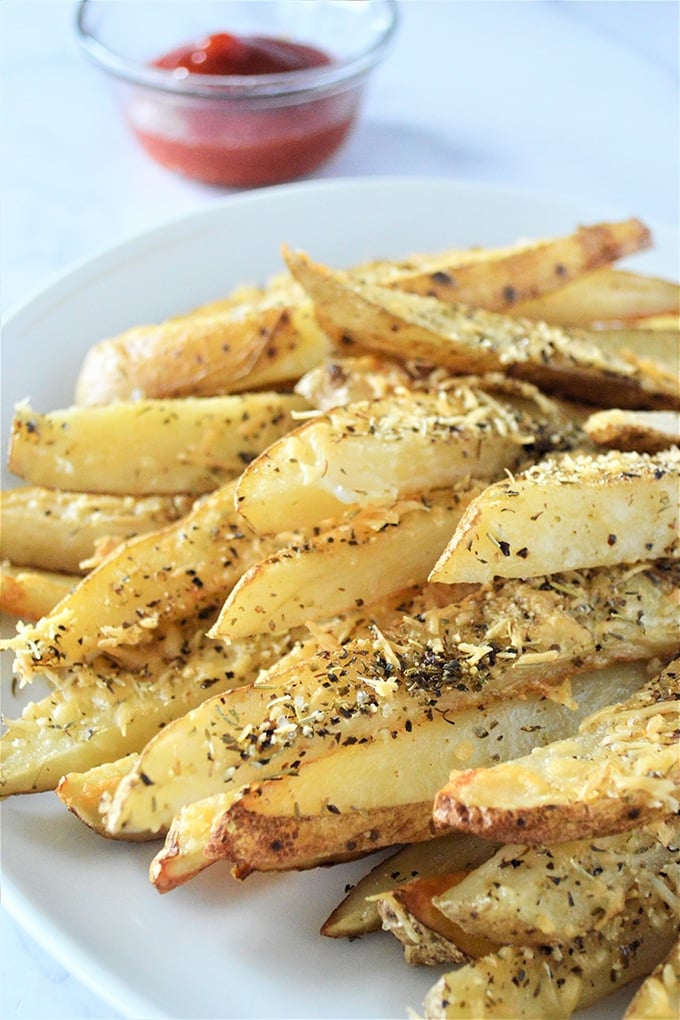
[1,2,678,1017]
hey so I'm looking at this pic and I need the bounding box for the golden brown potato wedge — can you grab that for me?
[0,562,77,620]
[8,394,308,496]
[422,893,677,1019]
[1,611,297,796]
[284,248,679,410]
[389,219,652,310]
[583,408,680,453]
[429,447,680,584]
[1,480,286,674]
[187,662,649,881]
[321,831,497,939]
[234,382,573,534]
[432,819,679,945]
[376,872,502,966]
[433,657,680,844]
[105,559,678,844]
[1,487,194,574]
[75,294,330,405]
[210,485,482,640]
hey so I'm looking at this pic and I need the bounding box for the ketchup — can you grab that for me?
[152,31,332,76]
[129,32,357,187]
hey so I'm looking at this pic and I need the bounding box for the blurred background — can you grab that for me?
[2,0,678,315]
[1,2,678,1018]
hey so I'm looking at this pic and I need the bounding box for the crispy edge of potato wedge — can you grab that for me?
[376,871,502,966]
[583,409,680,453]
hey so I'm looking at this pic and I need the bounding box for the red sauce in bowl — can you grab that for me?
[129,32,358,187]
[152,31,332,76]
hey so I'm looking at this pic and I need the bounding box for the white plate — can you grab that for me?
[1,177,676,1020]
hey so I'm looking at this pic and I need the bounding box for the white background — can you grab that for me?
[1,1,678,1017]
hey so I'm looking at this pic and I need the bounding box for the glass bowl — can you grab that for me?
[75,0,399,188]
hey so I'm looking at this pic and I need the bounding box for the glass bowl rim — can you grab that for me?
[75,0,400,100]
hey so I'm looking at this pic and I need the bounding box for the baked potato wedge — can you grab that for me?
[1,610,296,796]
[0,562,76,620]
[376,873,502,966]
[104,559,679,842]
[0,487,194,574]
[8,393,308,496]
[421,892,678,1019]
[210,484,481,641]
[321,831,497,939]
[432,819,680,945]
[1,480,286,673]
[433,656,680,843]
[510,267,679,326]
[284,248,679,410]
[234,382,575,534]
[583,408,680,453]
[388,218,652,310]
[75,294,330,405]
[429,447,680,583]
[181,662,649,881]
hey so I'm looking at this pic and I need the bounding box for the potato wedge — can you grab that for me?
[432,819,680,945]
[321,831,498,939]
[583,409,680,453]
[510,267,680,326]
[1,611,297,796]
[8,394,308,496]
[1,480,285,674]
[284,248,679,410]
[56,755,141,839]
[376,873,502,966]
[210,485,482,640]
[624,938,680,1020]
[430,447,680,584]
[433,657,680,843]
[75,295,330,405]
[1,487,194,573]
[105,559,679,843]
[234,383,573,534]
[422,893,677,1019]
[583,327,679,378]
[389,219,652,310]
[0,562,76,620]
[193,662,650,881]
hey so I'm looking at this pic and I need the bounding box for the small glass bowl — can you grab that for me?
[75,0,399,188]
